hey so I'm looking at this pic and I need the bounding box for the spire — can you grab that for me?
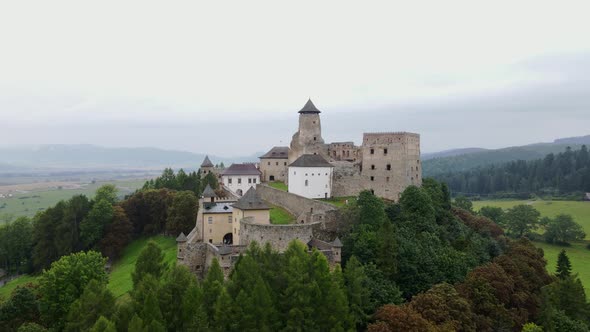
[201,155,214,167]
[202,184,216,198]
[298,99,321,114]
[176,232,187,242]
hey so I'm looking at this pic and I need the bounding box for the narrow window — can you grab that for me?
[208,217,213,224]
[305,180,309,186]
[384,148,388,155]
[370,176,374,181]
[276,162,279,166]
[253,178,257,184]
[371,165,375,170]
[238,178,242,184]
[386,164,391,170]
[248,178,252,184]
[268,161,270,165]
[209,239,212,243]
[314,137,317,141]
[284,162,287,166]
[228,216,232,223]
[386,177,390,182]
[228,178,232,184]
[370,148,374,154]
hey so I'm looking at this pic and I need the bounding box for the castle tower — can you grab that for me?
[288,99,328,165]
[200,155,215,176]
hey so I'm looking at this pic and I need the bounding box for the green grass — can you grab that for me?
[473,199,590,289]
[107,235,177,298]
[268,181,288,192]
[270,205,294,224]
[0,179,146,220]
[320,196,356,208]
[0,275,38,301]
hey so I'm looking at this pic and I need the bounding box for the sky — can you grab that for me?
[1,0,589,157]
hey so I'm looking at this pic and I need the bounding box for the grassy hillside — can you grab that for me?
[473,200,590,289]
[0,236,177,301]
[107,236,177,299]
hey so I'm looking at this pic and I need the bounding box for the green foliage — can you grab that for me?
[0,216,33,275]
[521,322,543,332]
[202,172,219,191]
[95,184,119,205]
[90,316,117,332]
[479,206,504,224]
[80,199,114,248]
[38,250,108,329]
[503,204,541,237]
[16,323,47,332]
[454,196,474,212]
[158,265,198,331]
[0,286,40,331]
[65,279,115,332]
[543,214,586,245]
[409,283,475,331]
[344,256,372,330]
[202,258,224,322]
[99,206,133,259]
[165,190,198,236]
[131,241,167,288]
[120,188,174,236]
[556,250,572,279]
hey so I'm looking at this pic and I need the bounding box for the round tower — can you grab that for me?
[200,155,215,176]
[288,99,328,165]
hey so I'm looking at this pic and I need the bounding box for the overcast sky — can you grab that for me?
[1,0,589,156]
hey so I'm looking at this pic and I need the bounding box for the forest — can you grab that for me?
[0,172,589,331]
[433,146,590,198]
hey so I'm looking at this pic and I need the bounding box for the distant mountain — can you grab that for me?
[422,148,489,160]
[423,135,590,177]
[0,145,259,171]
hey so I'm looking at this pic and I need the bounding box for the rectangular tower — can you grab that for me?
[360,132,421,201]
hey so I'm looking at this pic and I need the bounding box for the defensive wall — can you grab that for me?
[240,217,317,252]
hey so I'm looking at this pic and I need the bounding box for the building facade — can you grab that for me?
[288,154,334,199]
[259,146,289,182]
[221,163,261,196]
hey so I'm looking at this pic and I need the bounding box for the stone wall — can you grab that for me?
[331,161,365,197]
[240,217,317,252]
[256,183,337,222]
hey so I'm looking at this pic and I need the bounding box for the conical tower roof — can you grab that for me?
[298,99,321,114]
[332,237,343,248]
[201,155,214,167]
[202,184,216,198]
[176,232,187,242]
[232,187,269,210]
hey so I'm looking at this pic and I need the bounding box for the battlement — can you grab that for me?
[363,132,419,138]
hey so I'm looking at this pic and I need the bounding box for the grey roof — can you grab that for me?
[307,238,332,250]
[201,155,214,167]
[298,99,321,114]
[176,232,187,242]
[232,187,269,210]
[259,146,289,159]
[221,163,261,176]
[332,237,343,248]
[203,202,235,214]
[202,184,216,198]
[289,154,333,168]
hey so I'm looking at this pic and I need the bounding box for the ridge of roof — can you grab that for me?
[298,99,321,114]
[232,187,270,210]
[201,155,214,167]
[289,154,333,168]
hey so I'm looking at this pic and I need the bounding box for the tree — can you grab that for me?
[38,251,107,329]
[65,279,116,332]
[368,304,436,332]
[521,323,543,332]
[502,204,540,237]
[556,249,572,279]
[80,199,114,248]
[454,196,473,212]
[16,323,47,332]
[95,184,119,205]
[344,256,371,330]
[181,282,208,331]
[0,286,40,331]
[202,258,225,321]
[202,172,218,191]
[132,241,167,288]
[90,316,117,332]
[478,206,504,224]
[127,314,144,332]
[99,206,133,259]
[165,191,198,236]
[140,290,165,329]
[158,265,197,331]
[543,214,586,245]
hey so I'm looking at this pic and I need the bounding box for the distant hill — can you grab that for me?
[0,144,259,171]
[423,135,590,177]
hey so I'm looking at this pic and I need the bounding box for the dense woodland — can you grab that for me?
[434,146,590,198]
[1,173,589,331]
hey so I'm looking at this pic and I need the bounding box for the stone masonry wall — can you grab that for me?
[256,183,337,222]
[240,218,317,252]
[331,161,365,197]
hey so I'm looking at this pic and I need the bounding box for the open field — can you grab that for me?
[270,205,294,224]
[0,179,147,219]
[0,236,177,301]
[473,200,590,289]
[107,236,177,298]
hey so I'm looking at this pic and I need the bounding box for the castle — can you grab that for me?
[178,99,421,277]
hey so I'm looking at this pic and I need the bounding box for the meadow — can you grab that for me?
[473,200,590,289]
[0,235,177,301]
[0,179,146,220]
[270,204,294,224]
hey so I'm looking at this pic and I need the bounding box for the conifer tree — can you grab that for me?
[158,265,196,331]
[140,290,164,328]
[65,279,116,332]
[344,256,371,329]
[556,249,572,279]
[182,282,208,331]
[212,287,233,332]
[90,316,117,332]
[127,314,144,332]
[132,241,167,287]
[202,258,224,321]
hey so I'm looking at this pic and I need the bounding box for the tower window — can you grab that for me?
[284,162,287,166]
[276,162,279,166]
[370,149,374,154]
[386,164,391,170]
[268,162,270,165]
[384,148,388,155]
[370,176,374,181]
[371,165,375,170]
[386,177,390,182]
[314,137,317,141]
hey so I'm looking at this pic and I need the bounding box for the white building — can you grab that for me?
[288,154,334,199]
[221,163,261,196]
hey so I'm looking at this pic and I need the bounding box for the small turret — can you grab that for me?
[200,155,215,176]
[176,232,188,260]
